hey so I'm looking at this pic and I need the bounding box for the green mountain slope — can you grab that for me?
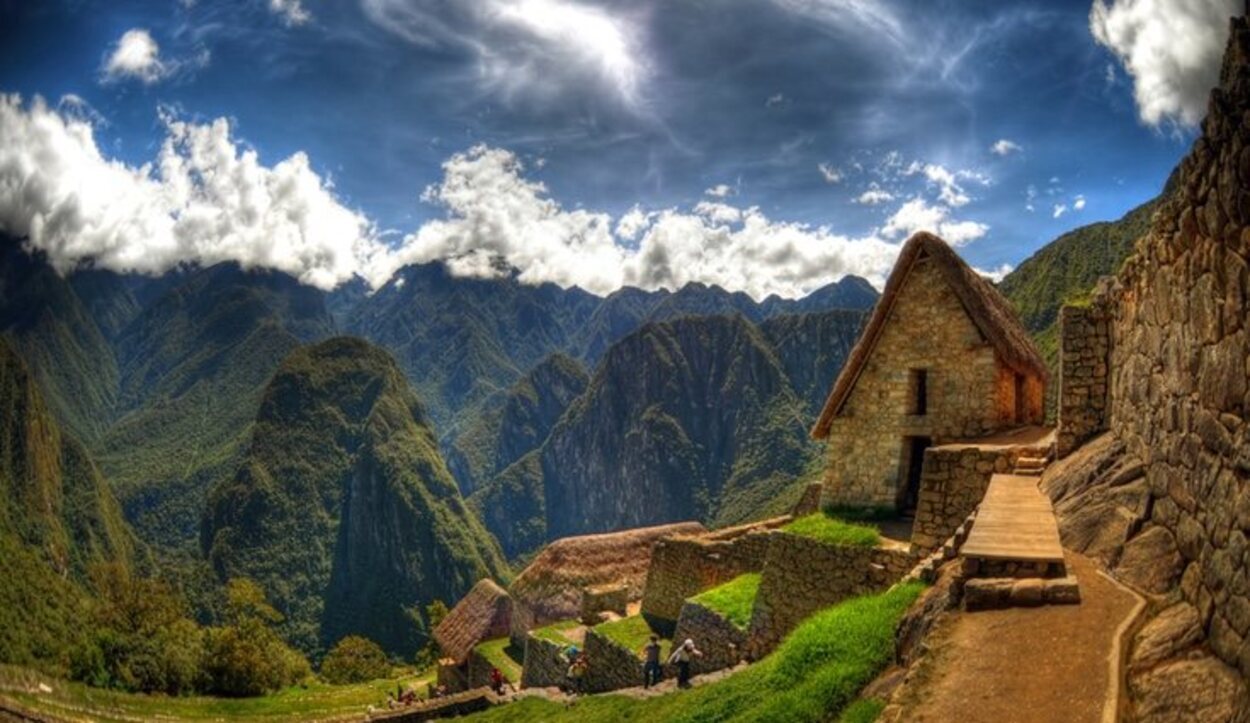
[444,352,589,495]
[760,309,866,418]
[202,337,508,657]
[0,337,138,670]
[473,314,832,558]
[0,237,119,445]
[999,172,1175,363]
[97,264,336,549]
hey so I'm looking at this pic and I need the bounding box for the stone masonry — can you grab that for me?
[909,444,1019,553]
[1073,13,1250,689]
[745,532,913,655]
[822,257,1045,508]
[640,526,774,632]
[1058,301,1112,458]
[671,599,749,675]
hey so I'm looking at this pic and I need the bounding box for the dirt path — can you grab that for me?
[891,552,1137,723]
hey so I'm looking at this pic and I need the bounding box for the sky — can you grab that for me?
[0,0,1240,298]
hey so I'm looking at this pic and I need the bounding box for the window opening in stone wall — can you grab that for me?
[908,368,928,416]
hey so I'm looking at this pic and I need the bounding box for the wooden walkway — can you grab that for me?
[961,474,1064,563]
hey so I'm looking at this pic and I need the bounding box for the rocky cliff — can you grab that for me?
[202,337,508,657]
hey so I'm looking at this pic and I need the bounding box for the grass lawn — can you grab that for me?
[783,513,880,547]
[531,619,581,646]
[839,698,886,722]
[465,582,925,723]
[474,637,524,682]
[592,615,670,660]
[0,664,434,723]
[690,573,760,629]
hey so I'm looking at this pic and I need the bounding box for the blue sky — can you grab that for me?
[0,0,1238,297]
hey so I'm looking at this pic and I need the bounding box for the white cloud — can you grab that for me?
[977,263,1014,283]
[0,94,383,291]
[1073,194,1087,210]
[990,139,1022,156]
[704,184,734,198]
[1053,203,1067,218]
[102,29,168,84]
[0,96,997,300]
[360,0,646,109]
[854,183,894,205]
[881,198,988,246]
[1090,0,1238,127]
[1025,184,1037,212]
[915,163,971,207]
[818,162,843,184]
[270,0,311,25]
[765,93,785,107]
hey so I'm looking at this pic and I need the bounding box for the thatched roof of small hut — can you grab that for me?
[433,578,512,664]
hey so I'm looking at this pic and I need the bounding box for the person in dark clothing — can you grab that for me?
[668,638,703,689]
[641,634,663,688]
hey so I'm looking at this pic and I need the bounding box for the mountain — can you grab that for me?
[472,313,826,558]
[444,352,589,495]
[760,309,866,418]
[0,337,138,669]
[998,171,1176,363]
[0,236,119,444]
[97,263,336,549]
[201,337,509,656]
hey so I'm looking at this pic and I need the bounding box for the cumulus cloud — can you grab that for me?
[818,162,843,183]
[1073,194,1087,210]
[990,139,1022,156]
[0,96,997,300]
[270,0,311,25]
[704,184,734,198]
[855,183,894,205]
[102,29,168,84]
[1053,203,1067,218]
[765,93,785,107]
[913,163,971,207]
[0,94,382,290]
[359,0,646,109]
[881,198,988,246]
[1091,0,1238,127]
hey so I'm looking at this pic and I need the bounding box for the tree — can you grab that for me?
[200,578,310,697]
[321,636,390,684]
[414,599,449,669]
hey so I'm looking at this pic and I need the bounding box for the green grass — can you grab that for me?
[592,616,670,660]
[0,664,434,723]
[531,619,581,646]
[839,698,886,723]
[464,582,925,723]
[474,637,523,682]
[690,573,760,630]
[782,514,880,548]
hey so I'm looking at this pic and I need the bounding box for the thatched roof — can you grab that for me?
[510,521,705,624]
[434,579,512,664]
[812,232,1048,439]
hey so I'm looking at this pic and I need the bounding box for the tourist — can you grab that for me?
[668,638,703,688]
[489,666,508,695]
[641,634,663,688]
[567,652,590,696]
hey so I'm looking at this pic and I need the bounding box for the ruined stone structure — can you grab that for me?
[433,579,512,692]
[579,583,628,625]
[745,532,912,655]
[812,233,1048,511]
[671,599,749,676]
[640,520,779,631]
[1057,299,1113,458]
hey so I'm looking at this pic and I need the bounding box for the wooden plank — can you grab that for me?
[961,473,1065,563]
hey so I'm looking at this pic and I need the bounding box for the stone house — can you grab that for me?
[811,232,1048,511]
[434,578,512,691]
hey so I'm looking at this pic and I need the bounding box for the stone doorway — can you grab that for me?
[898,436,931,516]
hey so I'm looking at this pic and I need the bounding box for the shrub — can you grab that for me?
[321,636,390,684]
[200,579,310,697]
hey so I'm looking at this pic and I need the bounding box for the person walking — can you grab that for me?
[668,638,703,689]
[640,634,663,688]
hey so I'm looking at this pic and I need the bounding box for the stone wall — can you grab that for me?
[671,600,749,675]
[519,634,570,690]
[1058,302,1112,458]
[580,583,628,625]
[581,628,647,693]
[746,533,913,655]
[640,528,773,632]
[1089,13,1250,693]
[823,258,1041,508]
[909,444,1020,553]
